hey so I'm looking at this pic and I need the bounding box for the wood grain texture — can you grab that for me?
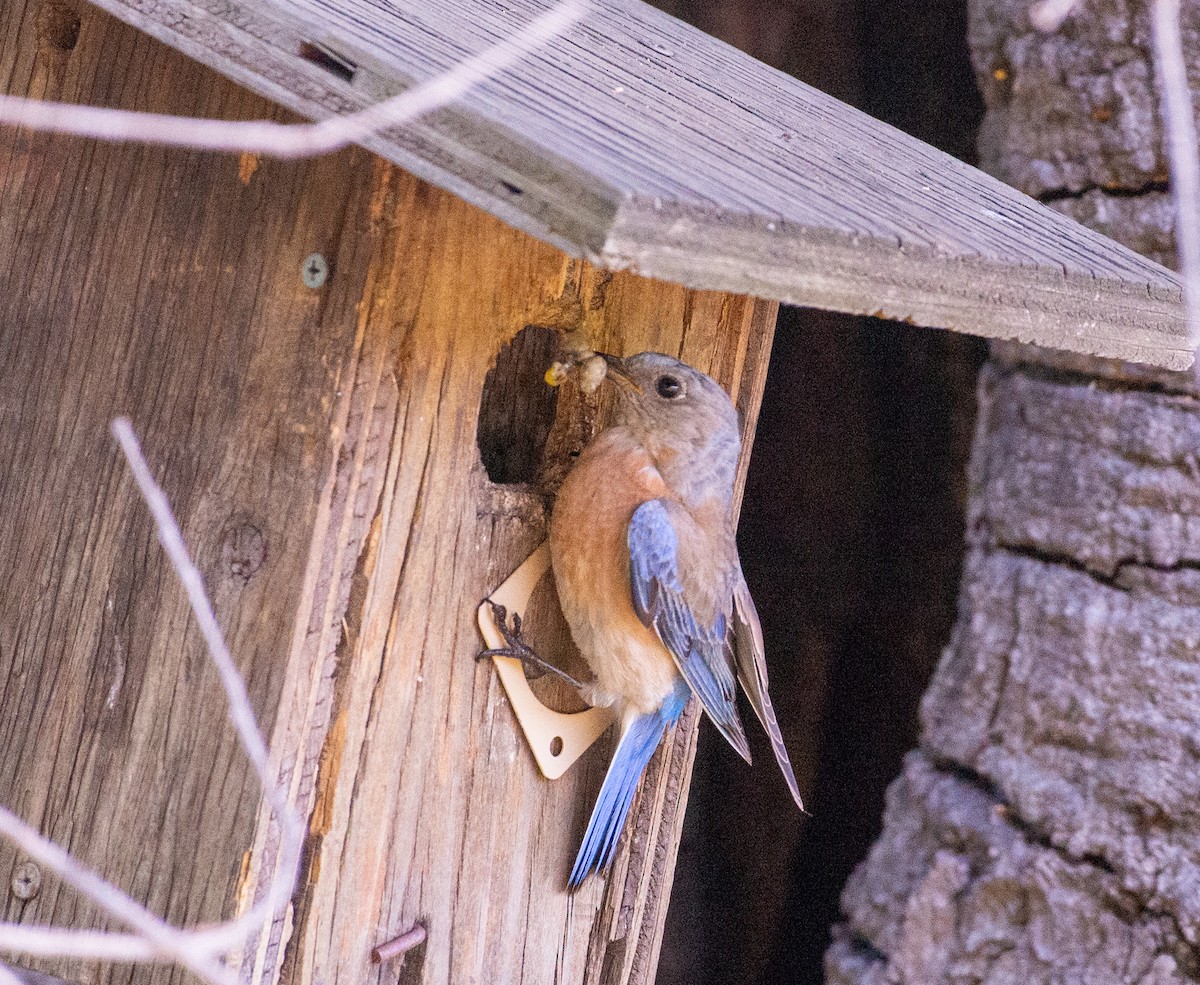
[0,4,381,984]
[244,174,777,985]
[1,5,778,985]
[80,0,1190,368]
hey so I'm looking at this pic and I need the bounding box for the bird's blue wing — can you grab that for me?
[733,574,804,810]
[627,499,750,762]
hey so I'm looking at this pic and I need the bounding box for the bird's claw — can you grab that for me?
[478,601,537,659]
[479,599,584,690]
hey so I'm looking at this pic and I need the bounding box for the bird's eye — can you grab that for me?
[656,375,683,399]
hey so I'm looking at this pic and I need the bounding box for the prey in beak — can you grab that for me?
[545,349,641,395]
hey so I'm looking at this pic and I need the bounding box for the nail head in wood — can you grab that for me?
[10,861,41,901]
[301,252,328,289]
[371,923,427,964]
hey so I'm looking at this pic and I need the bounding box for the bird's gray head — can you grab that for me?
[605,352,741,507]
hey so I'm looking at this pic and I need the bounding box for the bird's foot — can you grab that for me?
[479,600,585,690]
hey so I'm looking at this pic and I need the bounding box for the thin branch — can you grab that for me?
[108,418,303,951]
[0,0,585,158]
[1152,0,1200,379]
[0,964,29,985]
[0,807,230,983]
[0,928,157,963]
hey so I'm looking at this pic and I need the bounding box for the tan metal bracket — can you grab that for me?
[478,543,615,779]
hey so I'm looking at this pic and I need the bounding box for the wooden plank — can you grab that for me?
[79,0,1190,368]
[1,7,779,985]
[0,5,387,985]
[237,165,778,985]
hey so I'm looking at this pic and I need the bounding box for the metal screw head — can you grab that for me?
[302,253,329,289]
[11,861,41,900]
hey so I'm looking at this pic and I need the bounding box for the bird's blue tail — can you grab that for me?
[569,682,690,888]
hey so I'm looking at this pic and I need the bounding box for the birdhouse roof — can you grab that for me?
[91,0,1189,369]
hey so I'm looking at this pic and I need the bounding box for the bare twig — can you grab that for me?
[108,418,304,953]
[0,808,229,982]
[0,927,156,963]
[1151,0,1200,378]
[1030,0,1082,32]
[0,963,29,985]
[0,0,585,158]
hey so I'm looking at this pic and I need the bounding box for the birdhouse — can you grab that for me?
[0,1,1186,985]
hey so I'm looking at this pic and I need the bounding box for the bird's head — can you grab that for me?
[603,352,741,505]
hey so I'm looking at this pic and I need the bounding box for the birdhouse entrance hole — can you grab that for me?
[477,325,561,485]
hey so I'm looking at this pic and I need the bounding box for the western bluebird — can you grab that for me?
[548,352,802,888]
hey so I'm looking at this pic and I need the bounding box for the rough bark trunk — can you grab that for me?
[829,1,1200,983]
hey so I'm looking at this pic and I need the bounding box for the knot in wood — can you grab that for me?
[222,522,266,583]
[36,1,80,55]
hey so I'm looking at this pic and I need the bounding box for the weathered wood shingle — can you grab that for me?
[88,0,1190,368]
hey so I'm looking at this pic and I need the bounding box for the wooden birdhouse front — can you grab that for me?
[0,1,1187,984]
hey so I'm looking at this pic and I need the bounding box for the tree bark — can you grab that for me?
[829,1,1200,982]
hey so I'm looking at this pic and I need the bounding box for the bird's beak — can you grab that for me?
[599,353,641,392]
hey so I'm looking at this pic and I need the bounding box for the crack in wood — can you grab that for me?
[988,539,1200,591]
[919,752,1187,921]
[1037,180,1171,204]
[987,540,1131,589]
[845,931,888,964]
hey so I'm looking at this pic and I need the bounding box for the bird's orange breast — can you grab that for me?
[549,429,683,714]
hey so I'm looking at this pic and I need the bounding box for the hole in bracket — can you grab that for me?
[550,736,564,757]
[299,41,358,84]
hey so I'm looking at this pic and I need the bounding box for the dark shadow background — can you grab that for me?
[645,2,987,982]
